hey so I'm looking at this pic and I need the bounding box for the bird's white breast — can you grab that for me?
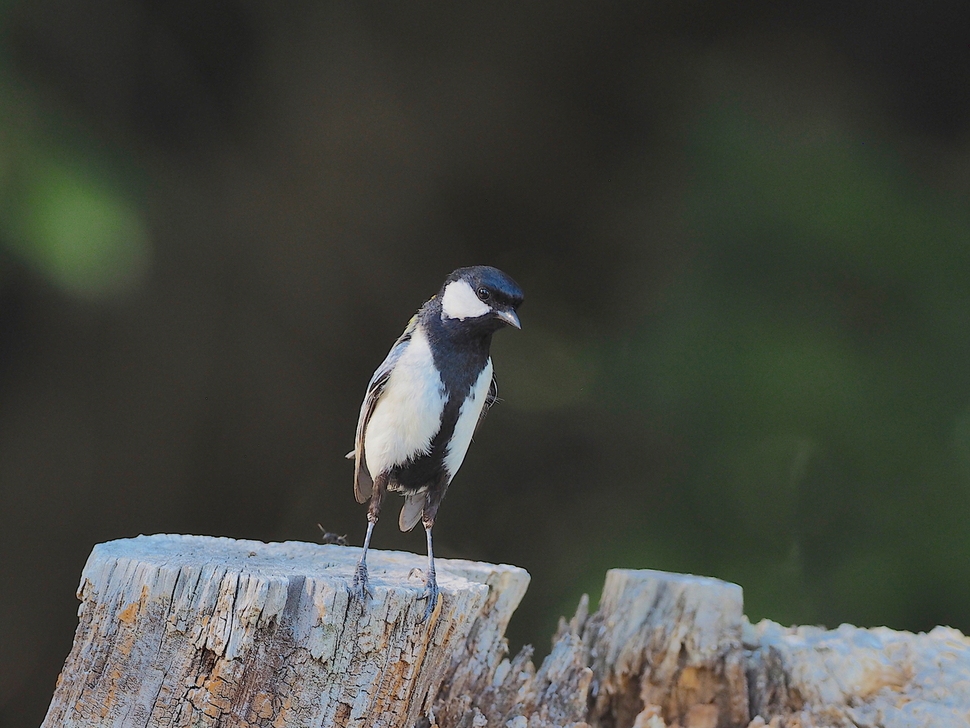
[364,328,447,476]
[444,358,493,481]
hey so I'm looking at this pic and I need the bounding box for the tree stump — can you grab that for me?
[43,535,970,728]
[581,569,748,728]
[432,569,748,728]
[745,619,970,728]
[41,534,529,728]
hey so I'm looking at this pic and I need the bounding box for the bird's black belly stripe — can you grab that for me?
[388,392,463,492]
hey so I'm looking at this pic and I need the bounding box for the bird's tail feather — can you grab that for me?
[353,452,374,504]
[398,493,425,532]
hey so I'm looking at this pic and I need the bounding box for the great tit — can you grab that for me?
[347,265,523,621]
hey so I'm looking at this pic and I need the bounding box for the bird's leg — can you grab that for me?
[418,517,439,622]
[352,517,376,600]
[353,475,385,602]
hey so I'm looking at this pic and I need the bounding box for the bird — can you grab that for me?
[347,265,523,621]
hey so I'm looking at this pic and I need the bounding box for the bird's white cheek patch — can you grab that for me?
[365,329,447,475]
[444,358,493,481]
[441,279,491,320]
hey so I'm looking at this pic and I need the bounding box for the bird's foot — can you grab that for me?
[417,572,439,623]
[351,559,372,602]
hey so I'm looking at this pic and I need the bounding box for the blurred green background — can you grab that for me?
[2,2,970,725]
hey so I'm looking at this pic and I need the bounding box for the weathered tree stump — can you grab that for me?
[745,619,970,728]
[44,535,970,728]
[581,570,748,728]
[41,534,529,728]
[432,569,748,728]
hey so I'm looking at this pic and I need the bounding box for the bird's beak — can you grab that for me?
[495,309,521,329]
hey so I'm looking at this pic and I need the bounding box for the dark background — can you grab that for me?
[3,2,970,725]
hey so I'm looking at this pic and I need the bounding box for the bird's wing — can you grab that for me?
[475,372,499,430]
[352,316,417,503]
[398,492,426,532]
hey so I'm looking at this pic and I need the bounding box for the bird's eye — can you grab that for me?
[477,287,491,301]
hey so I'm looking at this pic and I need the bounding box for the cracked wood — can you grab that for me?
[41,534,528,728]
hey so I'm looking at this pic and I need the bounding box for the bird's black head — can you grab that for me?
[439,265,524,332]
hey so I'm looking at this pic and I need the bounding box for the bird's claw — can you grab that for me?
[417,573,439,623]
[352,560,372,602]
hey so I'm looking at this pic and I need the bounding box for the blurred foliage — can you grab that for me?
[593,94,970,630]
[2,2,970,727]
[0,78,149,297]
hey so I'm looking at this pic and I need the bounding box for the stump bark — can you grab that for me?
[44,535,970,728]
